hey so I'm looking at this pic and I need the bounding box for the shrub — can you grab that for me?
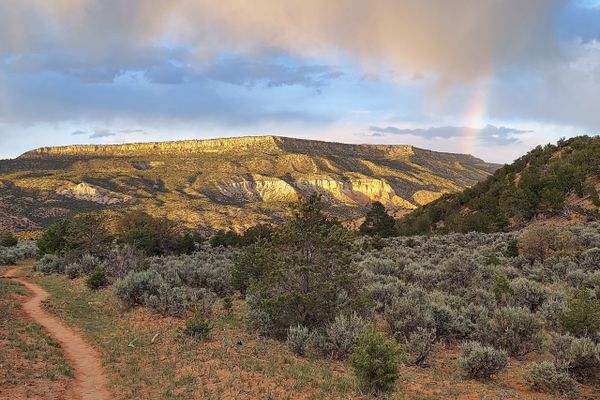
[551,334,600,380]
[0,249,16,266]
[457,341,508,379]
[113,270,167,309]
[365,277,405,311]
[104,245,145,278]
[112,269,206,317]
[479,306,542,356]
[505,238,519,257]
[318,313,369,360]
[86,267,108,290]
[539,296,570,329]
[287,325,311,356]
[510,278,547,311]
[148,252,233,296]
[559,290,600,340]
[525,362,578,397]
[0,231,18,247]
[567,336,600,380]
[189,288,216,318]
[518,225,575,264]
[351,329,401,395]
[148,285,193,317]
[35,254,63,274]
[65,263,83,279]
[183,312,210,341]
[0,241,37,266]
[407,327,435,366]
[79,254,102,275]
[493,273,513,305]
[385,287,434,342]
[580,247,600,271]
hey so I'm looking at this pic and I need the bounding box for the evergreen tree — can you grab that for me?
[359,201,397,238]
[245,194,370,338]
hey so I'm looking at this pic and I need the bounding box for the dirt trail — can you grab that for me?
[2,266,111,400]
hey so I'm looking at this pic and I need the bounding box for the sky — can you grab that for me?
[0,0,599,163]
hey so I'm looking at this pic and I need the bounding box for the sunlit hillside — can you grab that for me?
[0,136,498,233]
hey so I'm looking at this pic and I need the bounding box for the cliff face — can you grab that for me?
[1,136,500,232]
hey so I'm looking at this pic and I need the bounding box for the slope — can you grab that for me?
[397,135,600,235]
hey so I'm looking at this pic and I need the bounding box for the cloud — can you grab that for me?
[369,124,531,145]
[70,128,146,139]
[89,129,116,139]
[143,56,342,89]
[0,1,564,81]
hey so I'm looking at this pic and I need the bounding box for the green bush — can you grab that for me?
[525,362,578,397]
[231,238,274,294]
[0,231,18,247]
[116,211,177,255]
[286,325,311,356]
[559,290,600,340]
[351,329,401,395]
[493,273,513,305]
[505,238,519,258]
[457,341,508,379]
[209,230,242,248]
[183,312,210,341]
[86,267,108,290]
[37,219,72,255]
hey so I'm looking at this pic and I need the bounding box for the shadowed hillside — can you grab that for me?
[0,135,498,233]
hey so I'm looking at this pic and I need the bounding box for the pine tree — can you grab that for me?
[359,201,397,238]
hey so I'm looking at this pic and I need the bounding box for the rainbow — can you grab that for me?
[462,76,492,154]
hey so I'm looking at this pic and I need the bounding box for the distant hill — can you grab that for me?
[0,135,498,233]
[397,135,600,235]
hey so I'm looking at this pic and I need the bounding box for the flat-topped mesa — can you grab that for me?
[19,135,416,159]
[19,136,282,158]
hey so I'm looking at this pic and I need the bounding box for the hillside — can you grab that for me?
[397,135,600,235]
[0,135,498,233]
